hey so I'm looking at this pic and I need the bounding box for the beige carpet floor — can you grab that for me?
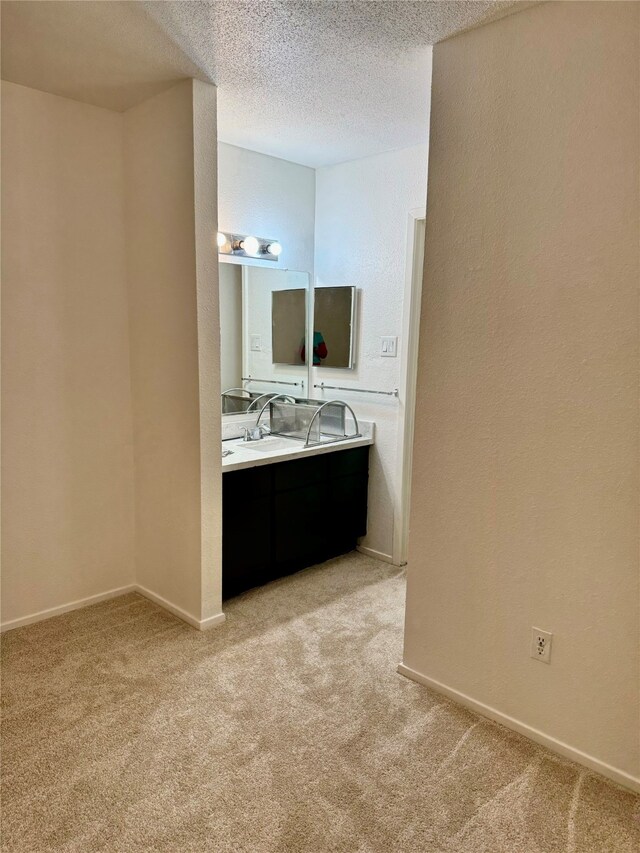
[1,553,638,852]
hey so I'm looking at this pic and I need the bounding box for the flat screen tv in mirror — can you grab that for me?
[313,286,356,369]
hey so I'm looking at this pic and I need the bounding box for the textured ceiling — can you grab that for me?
[2,0,527,167]
[144,0,526,166]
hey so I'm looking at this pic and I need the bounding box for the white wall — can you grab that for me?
[1,82,136,627]
[2,78,221,631]
[402,1,639,790]
[124,79,222,627]
[218,142,315,275]
[314,144,429,560]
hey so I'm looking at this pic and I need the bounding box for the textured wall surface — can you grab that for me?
[2,78,221,628]
[1,82,135,625]
[218,142,316,275]
[403,1,639,784]
[125,80,221,623]
[314,144,429,559]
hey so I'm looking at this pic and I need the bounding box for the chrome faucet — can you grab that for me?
[242,424,271,442]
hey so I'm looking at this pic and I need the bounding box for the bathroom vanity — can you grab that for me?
[219,258,372,598]
[222,431,373,598]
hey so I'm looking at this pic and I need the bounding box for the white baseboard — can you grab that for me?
[198,611,227,631]
[397,663,640,794]
[0,584,136,633]
[1,584,225,634]
[134,585,225,631]
[356,545,398,565]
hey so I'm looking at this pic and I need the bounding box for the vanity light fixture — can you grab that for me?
[241,235,260,256]
[216,231,282,262]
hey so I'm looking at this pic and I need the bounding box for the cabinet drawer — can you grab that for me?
[222,501,273,598]
[328,446,369,478]
[273,454,328,493]
[329,473,369,540]
[274,482,329,568]
[223,464,272,502]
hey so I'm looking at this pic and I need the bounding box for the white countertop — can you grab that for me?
[222,422,374,473]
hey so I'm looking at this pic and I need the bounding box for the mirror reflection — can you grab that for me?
[219,263,244,394]
[272,289,306,365]
[219,263,309,414]
[220,266,358,414]
[313,286,356,369]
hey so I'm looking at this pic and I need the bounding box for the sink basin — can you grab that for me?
[242,437,301,453]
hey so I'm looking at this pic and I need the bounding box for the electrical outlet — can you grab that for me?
[531,627,552,663]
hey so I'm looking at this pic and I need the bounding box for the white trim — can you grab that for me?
[135,585,225,632]
[198,611,227,631]
[0,584,136,633]
[356,544,397,565]
[1,584,226,634]
[393,209,426,566]
[241,264,250,380]
[397,663,640,794]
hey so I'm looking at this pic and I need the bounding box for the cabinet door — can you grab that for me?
[328,447,369,552]
[274,481,330,574]
[328,446,369,479]
[327,473,369,556]
[273,454,328,492]
[222,467,273,598]
[223,447,370,598]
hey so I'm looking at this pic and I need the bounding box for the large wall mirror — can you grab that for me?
[219,264,357,414]
[219,263,309,414]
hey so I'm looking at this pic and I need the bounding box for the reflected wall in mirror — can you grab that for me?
[272,289,306,365]
[313,286,356,369]
[219,264,243,392]
[219,263,310,414]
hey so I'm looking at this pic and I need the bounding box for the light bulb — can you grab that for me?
[216,232,227,248]
[242,236,259,255]
[267,241,283,257]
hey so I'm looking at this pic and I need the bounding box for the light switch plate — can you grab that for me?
[250,334,262,352]
[381,336,398,357]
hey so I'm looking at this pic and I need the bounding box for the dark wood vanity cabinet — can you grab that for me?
[222,445,369,599]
